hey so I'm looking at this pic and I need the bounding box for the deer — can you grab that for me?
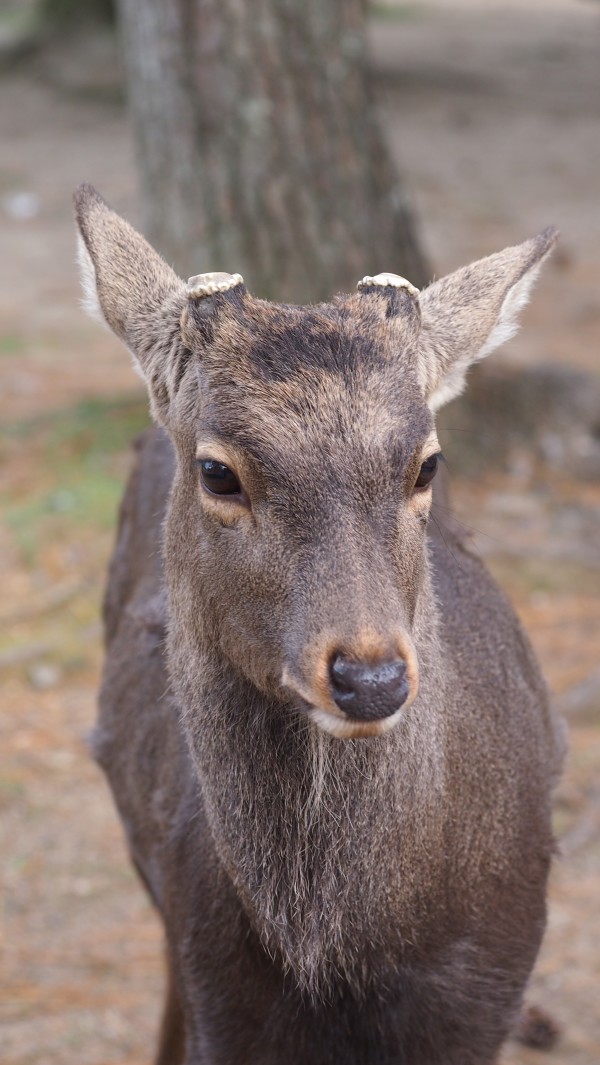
[75,183,566,1065]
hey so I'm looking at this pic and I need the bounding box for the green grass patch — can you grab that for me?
[2,393,150,564]
[369,2,422,23]
[3,392,149,453]
[0,334,25,356]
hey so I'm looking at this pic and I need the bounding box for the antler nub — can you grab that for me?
[186,272,244,298]
[357,273,420,298]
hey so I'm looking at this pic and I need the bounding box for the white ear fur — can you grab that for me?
[426,266,542,413]
[76,232,104,326]
[76,231,146,382]
[427,370,467,414]
[422,229,557,412]
[477,260,543,362]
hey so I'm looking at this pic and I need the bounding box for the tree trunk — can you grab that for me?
[116,0,429,302]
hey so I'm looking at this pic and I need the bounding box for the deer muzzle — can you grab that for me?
[282,632,419,739]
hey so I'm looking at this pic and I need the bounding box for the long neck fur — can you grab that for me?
[170,570,450,1000]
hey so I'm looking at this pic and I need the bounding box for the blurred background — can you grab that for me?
[0,0,599,1062]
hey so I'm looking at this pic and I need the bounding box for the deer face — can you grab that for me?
[167,291,437,737]
[75,184,556,738]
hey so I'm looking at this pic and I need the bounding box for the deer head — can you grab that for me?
[75,184,556,740]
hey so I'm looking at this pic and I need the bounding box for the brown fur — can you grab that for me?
[76,184,565,1064]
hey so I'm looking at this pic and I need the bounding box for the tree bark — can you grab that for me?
[116,0,429,302]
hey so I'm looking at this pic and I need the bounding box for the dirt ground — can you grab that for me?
[1,2,599,1062]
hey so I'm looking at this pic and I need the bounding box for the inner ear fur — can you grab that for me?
[418,227,558,412]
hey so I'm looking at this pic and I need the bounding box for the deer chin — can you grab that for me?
[308,705,407,739]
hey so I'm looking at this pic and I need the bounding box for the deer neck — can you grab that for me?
[170,567,448,996]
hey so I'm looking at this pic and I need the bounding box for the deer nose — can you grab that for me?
[329,654,409,722]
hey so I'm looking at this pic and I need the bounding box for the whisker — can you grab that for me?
[429,513,463,570]
[431,502,503,547]
[437,426,498,446]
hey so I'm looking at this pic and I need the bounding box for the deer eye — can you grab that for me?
[199,460,242,496]
[414,452,440,490]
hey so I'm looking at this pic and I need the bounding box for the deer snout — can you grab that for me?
[329,654,409,722]
[281,629,419,738]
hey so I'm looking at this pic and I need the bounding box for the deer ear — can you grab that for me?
[418,228,558,412]
[74,183,187,424]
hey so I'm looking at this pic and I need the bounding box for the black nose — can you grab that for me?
[329,654,409,722]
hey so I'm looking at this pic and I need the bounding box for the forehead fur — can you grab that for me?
[186,292,429,460]
[214,293,413,382]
